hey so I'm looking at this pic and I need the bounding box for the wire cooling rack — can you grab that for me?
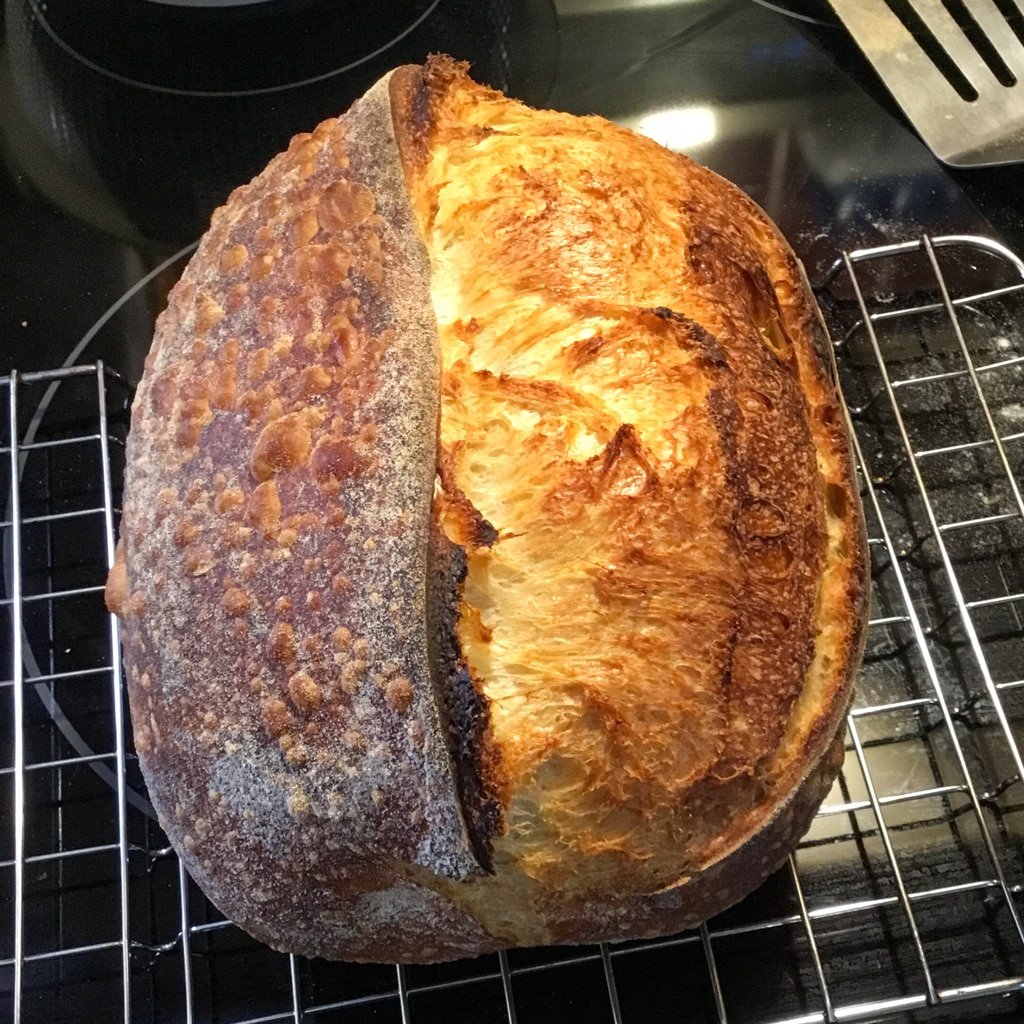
[2,233,1024,1024]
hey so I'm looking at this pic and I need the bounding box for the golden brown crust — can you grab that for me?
[112,69,492,961]
[111,56,867,963]
[395,54,866,944]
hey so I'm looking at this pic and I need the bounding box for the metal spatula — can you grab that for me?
[827,0,1024,167]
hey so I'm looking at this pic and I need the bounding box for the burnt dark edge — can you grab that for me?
[387,64,433,174]
[646,306,729,366]
[797,258,841,389]
[426,522,501,874]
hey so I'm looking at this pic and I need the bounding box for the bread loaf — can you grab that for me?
[106,56,868,963]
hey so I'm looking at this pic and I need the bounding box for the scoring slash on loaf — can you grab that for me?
[105,55,868,963]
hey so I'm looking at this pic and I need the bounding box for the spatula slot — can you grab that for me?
[940,0,1017,86]
[831,0,1024,165]
[882,0,980,101]
[992,0,1024,50]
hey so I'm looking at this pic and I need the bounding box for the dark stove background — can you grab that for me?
[4,0,558,245]
[2,3,1024,1023]
[2,0,1024,381]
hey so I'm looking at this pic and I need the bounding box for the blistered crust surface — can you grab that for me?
[398,57,867,946]
[110,71,484,959]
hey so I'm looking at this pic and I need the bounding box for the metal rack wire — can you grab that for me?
[2,233,1023,1024]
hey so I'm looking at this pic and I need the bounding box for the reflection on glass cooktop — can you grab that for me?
[1,0,1021,378]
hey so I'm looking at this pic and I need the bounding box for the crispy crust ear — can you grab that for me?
[111,68,494,959]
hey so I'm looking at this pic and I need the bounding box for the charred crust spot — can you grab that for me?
[646,306,728,366]
[318,180,376,232]
[173,518,199,549]
[215,488,245,514]
[267,622,296,663]
[437,483,498,549]
[104,542,129,617]
[599,424,659,497]
[428,527,500,873]
[222,586,252,617]
[219,244,248,273]
[476,517,499,548]
[384,676,414,715]
[247,480,282,536]
[262,698,293,739]
[311,436,365,484]
[184,544,216,577]
[705,386,744,497]
[287,670,321,714]
[389,63,435,171]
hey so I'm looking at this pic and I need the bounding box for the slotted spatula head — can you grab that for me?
[828,0,1024,167]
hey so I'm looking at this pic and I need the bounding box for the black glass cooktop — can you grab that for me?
[1,0,1023,380]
